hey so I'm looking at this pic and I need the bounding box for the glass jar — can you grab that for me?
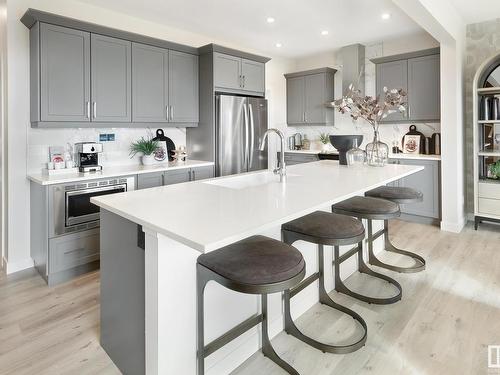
[302,134,310,150]
[346,138,365,167]
[365,130,389,167]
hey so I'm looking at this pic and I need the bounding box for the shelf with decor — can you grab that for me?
[473,55,500,229]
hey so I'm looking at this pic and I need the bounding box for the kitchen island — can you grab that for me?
[91,160,423,375]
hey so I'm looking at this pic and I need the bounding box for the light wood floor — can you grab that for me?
[1,221,499,375]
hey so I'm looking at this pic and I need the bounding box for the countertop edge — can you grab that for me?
[92,163,424,253]
[28,160,215,186]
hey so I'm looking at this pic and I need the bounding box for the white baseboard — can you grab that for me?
[4,257,34,274]
[440,217,467,233]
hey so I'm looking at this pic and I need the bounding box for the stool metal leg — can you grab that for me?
[334,242,402,305]
[283,244,367,354]
[197,264,209,375]
[367,219,426,273]
[261,294,300,375]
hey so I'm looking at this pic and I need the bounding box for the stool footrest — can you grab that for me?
[204,313,263,358]
[290,272,319,298]
[333,245,360,266]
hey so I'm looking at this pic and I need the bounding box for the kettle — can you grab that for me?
[293,133,302,149]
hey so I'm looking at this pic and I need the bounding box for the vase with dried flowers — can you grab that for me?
[330,85,407,166]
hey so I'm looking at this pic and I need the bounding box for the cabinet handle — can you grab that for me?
[192,170,195,181]
[166,105,169,121]
[161,174,165,185]
[242,75,246,88]
[170,105,174,121]
[93,102,97,119]
[239,75,242,88]
[407,104,411,118]
[304,112,307,122]
[86,101,90,119]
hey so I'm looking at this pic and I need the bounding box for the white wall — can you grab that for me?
[287,32,440,151]
[393,0,466,233]
[0,0,6,267]
[4,0,295,273]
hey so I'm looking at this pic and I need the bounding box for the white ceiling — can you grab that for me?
[449,0,500,24]
[76,0,424,58]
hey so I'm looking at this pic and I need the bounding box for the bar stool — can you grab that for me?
[364,186,426,273]
[281,211,368,354]
[197,235,305,375]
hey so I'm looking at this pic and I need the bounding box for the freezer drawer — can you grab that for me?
[49,229,100,274]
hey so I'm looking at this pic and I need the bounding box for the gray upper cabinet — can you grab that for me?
[132,43,169,123]
[39,23,91,122]
[407,54,440,121]
[373,48,440,123]
[214,52,242,91]
[241,59,265,93]
[168,51,199,123]
[91,34,132,122]
[286,77,305,125]
[285,68,335,126]
[213,52,265,95]
[376,61,408,122]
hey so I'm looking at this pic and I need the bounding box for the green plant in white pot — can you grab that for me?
[130,137,159,166]
[319,133,330,151]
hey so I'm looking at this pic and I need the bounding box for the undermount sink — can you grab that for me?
[203,171,299,190]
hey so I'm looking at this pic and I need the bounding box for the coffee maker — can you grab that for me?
[75,142,103,172]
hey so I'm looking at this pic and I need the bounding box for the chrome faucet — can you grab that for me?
[260,128,287,182]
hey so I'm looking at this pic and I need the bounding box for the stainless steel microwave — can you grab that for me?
[49,176,135,237]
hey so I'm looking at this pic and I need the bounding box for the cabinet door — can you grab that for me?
[304,73,326,124]
[163,169,191,185]
[241,59,265,93]
[91,34,132,122]
[286,76,305,125]
[132,43,168,122]
[40,23,90,122]
[377,60,408,122]
[49,230,100,274]
[408,55,440,121]
[169,51,199,123]
[137,172,164,189]
[191,166,214,181]
[398,159,440,219]
[214,52,241,90]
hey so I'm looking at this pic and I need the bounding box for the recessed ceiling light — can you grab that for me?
[381,13,391,20]
[321,30,329,36]
[275,42,282,48]
[267,17,275,23]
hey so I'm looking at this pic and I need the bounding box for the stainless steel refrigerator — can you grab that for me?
[215,94,268,176]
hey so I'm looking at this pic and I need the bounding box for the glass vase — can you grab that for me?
[365,131,388,167]
[346,138,365,167]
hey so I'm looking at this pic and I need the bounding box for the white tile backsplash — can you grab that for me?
[28,127,187,173]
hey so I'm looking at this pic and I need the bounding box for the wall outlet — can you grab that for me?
[107,133,115,141]
[99,134,108,142]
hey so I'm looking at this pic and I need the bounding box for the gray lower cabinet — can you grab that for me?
[213,52,265,95]
[285,68,336,126]
[39,23,91,122]
[407,54,440,121]
[389,158,441,221]
[132,43,169,122]
[283,152,319,166]
[91,34,132,122]
[190,165,214,181]
[137,171,164,189]
[137,165,214,189]
[168,50,199,123]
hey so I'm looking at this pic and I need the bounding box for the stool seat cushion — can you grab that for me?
[282,211,364,241]
[332,196,400,219]
[365,186,423,204]
[197,235,305,286]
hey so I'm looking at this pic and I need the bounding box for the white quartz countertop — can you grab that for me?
[91,161,423,253]
[285,149,339,155]
[28,159,214,185]
[389,153,441,161]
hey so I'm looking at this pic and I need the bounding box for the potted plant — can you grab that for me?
[130,136,159,166]
[318,133,330,151]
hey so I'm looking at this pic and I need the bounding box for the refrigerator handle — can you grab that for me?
[248,103,255,168]
[243,103,250,169]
